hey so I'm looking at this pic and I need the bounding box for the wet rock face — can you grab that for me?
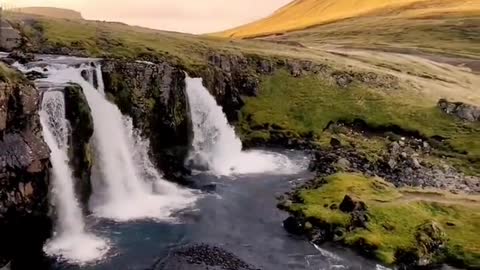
[438,99,480,122]
[0,73,52,267]
[155,244,260,270]
[101,60,191,183]
[64,84,94,209]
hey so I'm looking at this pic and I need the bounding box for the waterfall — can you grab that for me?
[28,62,197,222]
[185,76,302,176]
[39,90,109,264]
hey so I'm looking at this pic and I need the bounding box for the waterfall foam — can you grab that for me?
[185,76,303,176]
[27,62,197,222]
[39,90,109,264]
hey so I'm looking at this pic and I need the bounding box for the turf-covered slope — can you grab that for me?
[217,0,480,38]
[12,7,83,20]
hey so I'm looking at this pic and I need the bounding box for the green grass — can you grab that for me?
[291,173,480,267]
[0,63,25,83]
[6,13,341,74]
[240,70,480,159]
[263,14,480,59]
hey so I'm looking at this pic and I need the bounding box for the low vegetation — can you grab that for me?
[216,0,480,44]
[0,63,25,83]
[239,70,480,160]
[263,13,480,59]
[288,173,480,268]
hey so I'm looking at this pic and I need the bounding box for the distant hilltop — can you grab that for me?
[10,7,83,20]
[216,0,480,38]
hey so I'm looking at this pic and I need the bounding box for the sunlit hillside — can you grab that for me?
[217,0,480,38]
[10,7,83,20]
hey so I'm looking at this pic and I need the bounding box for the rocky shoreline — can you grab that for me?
[275,120,480,269]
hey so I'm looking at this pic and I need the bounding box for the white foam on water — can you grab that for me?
[34,63,198,222]
[39,90,109,264]
[185,76,304,177]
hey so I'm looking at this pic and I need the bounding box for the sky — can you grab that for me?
[3,0,291,33]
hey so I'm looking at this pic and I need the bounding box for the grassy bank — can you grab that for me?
[288,173,480,267]
[239,70,480,159]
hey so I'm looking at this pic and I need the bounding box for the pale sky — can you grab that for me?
[4,0,291,33]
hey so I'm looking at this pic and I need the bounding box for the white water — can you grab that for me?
[39,91,109,264]
[185,76,303,176]
[29,62,198,222]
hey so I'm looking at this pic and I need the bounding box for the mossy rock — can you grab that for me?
[286,173,480,268]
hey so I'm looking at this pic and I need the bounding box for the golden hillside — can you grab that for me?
[217,0,480,38]
[11,7,83,20]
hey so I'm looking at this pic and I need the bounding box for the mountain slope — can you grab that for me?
[11,7,83,20]
[217,0,480,38]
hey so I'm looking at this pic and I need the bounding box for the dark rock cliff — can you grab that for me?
[64,84,94,209]
[194,52,397,129]
[101,60,191,182]
[0,65,51,269]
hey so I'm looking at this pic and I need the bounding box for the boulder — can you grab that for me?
[438,99,480,122]
[6,51,35,64]
[330,137,342,148]
[339,195,367,213]
[395,221,446,268]
[335,158,351,171]
[25,71,47,81]
[283,216,305,235]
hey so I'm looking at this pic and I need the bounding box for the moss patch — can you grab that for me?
[290,173,480,267]
[239,70,480,173]
[0,63,25,83]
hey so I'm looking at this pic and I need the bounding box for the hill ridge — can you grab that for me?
[216,0,480,38]
[11,7,83,20]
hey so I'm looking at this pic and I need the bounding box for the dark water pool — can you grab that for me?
[50,151,382,270]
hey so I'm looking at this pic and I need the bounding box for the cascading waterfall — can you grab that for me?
[39,90,109,264]
[29,62,197,222]
[185,76,302,176]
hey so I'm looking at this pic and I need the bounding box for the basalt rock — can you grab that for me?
[339,195,367,213]
[7,51,35,65]
[101,60,191,183]
[0,65,51,269]
[64,84,94,209]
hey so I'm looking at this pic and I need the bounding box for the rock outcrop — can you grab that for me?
[101,60,191,182]
[0,64,51,269]
[395,222,447,269]
[438,99,480,122]
[64,84,94,208]
[0,20,22,52]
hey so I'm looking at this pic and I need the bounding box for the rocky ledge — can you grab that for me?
[279,173,479,269]
[276,122,480,269]
[100,60,191,183]
[0,64,51,269]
